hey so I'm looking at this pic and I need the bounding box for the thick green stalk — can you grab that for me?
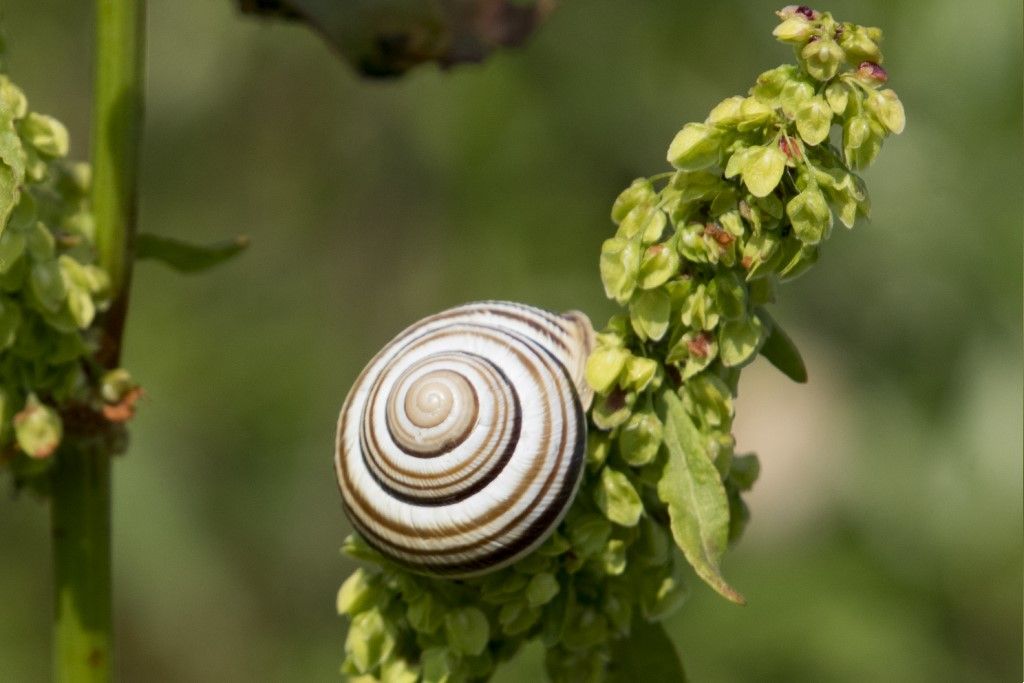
[92,0,145,366]
[51,445,113,681]
[51,0,145,680]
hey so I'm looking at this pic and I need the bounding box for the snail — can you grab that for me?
[335,301,595,577]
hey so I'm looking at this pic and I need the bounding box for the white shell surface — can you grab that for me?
[335,301,594,576]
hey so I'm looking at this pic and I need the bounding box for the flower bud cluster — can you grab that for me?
[0,72,134,489]
[337,8,901,681]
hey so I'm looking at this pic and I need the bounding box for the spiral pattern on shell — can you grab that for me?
[335,301,595,577]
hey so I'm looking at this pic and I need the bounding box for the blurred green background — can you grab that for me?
[1,0,1020,680]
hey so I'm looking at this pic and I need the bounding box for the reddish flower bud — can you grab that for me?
[704,222,734,247]
[779,135,803,160]
[687,332,714,359]
[857,61,888,83]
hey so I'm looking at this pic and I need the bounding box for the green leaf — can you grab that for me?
[444,607,490,656]
[756,309,807,383]
[667,123,725,171]
[629,288,670,341]
[740,145,786,198]
[135,232,249,273]
[608,618,687,683]
[657,390,745,604]
[729,453,761,491]
[594,466,643,527]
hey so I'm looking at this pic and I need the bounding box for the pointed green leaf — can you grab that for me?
[608,618,687,683]
[657,390,745,604]
[135,233,249,273]
[756,309,807,383]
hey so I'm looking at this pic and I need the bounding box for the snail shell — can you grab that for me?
[335,301,595,577]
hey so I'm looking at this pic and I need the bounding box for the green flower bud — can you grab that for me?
[610,178,655,224]
[666,123,725,171]
[637,243,679,290]
[795,95,833,145]
[0,295,21,350]
[561,607,610,652]
[622,355,658,393]
[618,409,663,467]
[786,184,832,244]
[21,113,68,158]
[779,77,816,117]
[586,430,611,470]
[825,81,850,115]
[773,16,815,44]
[336,568,378,617]
[838,24,882,64]
[680,283,720,331]
[444,607,490,656]
[800,37,844,81]
[599,236,641,304]
[567,514,612,558]
[526,572,560,608]
[600,539,627,575]
[683,374,734,429]
[718,313,765,367]
[13,394,62,458]
[379,659,418,683]
[676,222,710,263]
[617,202,666,243]
[0,228,26,275]
[407,592,446,635]
[421,647,454,683]
[706,96,744,127]
[868,88,906,134]
[594,466,643,527]
[736,97,776,131]
[480,570,528,603]
[739,145,787,198]
[345,607,396,674]
[499,599,541,636]
[0,76,28,120]
[585,346,629,394]
[591,388,635,430]
[680,331,718,379]
[629,288,670,341]
[641,565,689,621]
[750,64,799,105]
[712,271,747,320]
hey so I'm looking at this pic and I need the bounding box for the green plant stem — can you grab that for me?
[51,444,112,681]
[92,0,145,367]
[50,0,145,680]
